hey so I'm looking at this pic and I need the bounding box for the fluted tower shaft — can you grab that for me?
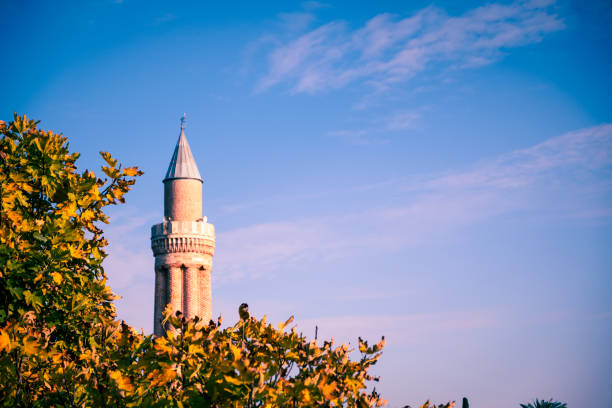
[151,117,215,336]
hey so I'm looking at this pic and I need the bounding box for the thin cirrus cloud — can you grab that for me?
[425,123,612,191]
[256,0,565,93]
[104,123,612,329]
[213,123,612,281]
[327,110,421,144]
[326,129,371,145]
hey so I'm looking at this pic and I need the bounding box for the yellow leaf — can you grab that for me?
[0,330,10,352]
[123,167,140,177]
[80,209,95,222]
[188,344,203,355]
[320,381,337,399]
[58,202,77,218]
[285,351,299,360]
[229,343,241,361]
[224,375,243,386]
[69,246,83,259]
[110,370,134,392]
[51,352,63,364]
[301,389,312,403]
[23,336,39,355]
[160,365,177,382]
[278,315,294,331]
[52,272,63,285]
[154,337,173,354]
[148,365,177,387]
[345,378,362,393]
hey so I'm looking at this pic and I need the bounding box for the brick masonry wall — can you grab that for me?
[163,178,203,221]
[152,221,215,336]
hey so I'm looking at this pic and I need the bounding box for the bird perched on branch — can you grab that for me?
[239,303,250,321]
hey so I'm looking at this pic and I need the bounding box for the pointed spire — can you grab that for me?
[164,115,202,182]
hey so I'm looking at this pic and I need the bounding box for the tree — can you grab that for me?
[520,399,567,408]
[0,113,143,406]
[0,113,391,407]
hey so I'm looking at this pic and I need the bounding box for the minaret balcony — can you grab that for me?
[151,219,215,256]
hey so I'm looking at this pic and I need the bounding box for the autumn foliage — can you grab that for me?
[0,114,391,407]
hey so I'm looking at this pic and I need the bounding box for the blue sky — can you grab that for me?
[2,0,611,406]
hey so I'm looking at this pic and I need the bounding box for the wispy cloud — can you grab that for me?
[104,124,612,330]
[256,0,564,93]
[426,124,612,191]
[327,109,422,144]
[215,219,334,281]
[326,129,373,145]
[277,12,316,32]
[301,1,329,12]
[385,110,421,131]
[214,124,612,281]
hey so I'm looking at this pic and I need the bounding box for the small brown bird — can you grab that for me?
[239,303,250,321]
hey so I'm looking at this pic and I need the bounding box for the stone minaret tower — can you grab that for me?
[151,116,215,336]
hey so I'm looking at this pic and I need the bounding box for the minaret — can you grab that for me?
[151,116,215,336]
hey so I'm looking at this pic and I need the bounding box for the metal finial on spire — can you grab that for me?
[180,113,186,130]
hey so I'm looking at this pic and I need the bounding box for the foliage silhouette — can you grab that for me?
[520,399,567,408]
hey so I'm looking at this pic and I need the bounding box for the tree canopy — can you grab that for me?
[0,114,392,407]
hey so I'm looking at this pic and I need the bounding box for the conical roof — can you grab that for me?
[164,120,202,182]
